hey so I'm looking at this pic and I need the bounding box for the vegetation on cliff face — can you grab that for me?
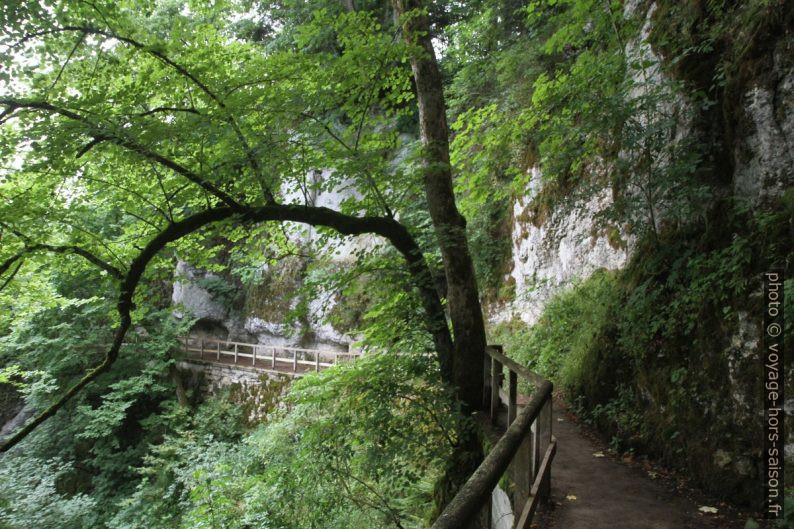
[0,0,791,526]
[456,0,793,506]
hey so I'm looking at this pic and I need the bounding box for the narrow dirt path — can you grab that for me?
[533,400,748,529]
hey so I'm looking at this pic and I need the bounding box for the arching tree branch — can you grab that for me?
[0,204,452,452]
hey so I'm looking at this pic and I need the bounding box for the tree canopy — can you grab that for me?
[0,0,490,451]
[1,0,790,526]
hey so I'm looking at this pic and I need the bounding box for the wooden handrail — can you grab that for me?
[485,345,547,389]
[431,345,555,529]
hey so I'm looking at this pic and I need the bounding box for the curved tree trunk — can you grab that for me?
[393,0,486,412]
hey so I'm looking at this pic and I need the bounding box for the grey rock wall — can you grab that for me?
[177,360,292,422]
[491,169,628,326]
[732,42,794,202]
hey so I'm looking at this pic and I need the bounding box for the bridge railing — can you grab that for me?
[180,335,361,373]
[431,345,556,529]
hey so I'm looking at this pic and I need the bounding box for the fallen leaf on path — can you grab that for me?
[592,451,605,458]
[566,494,577,501]
[698,506,718,514]
[557,418,564,422]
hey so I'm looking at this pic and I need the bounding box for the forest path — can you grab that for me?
[533,400,744,529]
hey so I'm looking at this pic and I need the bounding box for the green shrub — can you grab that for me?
[489,268,620,392]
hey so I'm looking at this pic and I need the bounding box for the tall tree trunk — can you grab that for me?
[393,4,487,521]
[393,0,486,412]
[169,364,191,408]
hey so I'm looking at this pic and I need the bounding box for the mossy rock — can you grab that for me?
[243,256,305,323]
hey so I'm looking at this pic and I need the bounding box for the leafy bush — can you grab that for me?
[0,457,97,529]
[167,351,468,529]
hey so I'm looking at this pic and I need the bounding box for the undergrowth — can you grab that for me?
[490,196,793,503]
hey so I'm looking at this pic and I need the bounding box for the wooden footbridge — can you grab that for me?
[181,336,555,528]
[180,335,361,376]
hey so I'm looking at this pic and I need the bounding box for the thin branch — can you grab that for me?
[51,218,128,271]
[223,75,305,96]
[0,254,23,279]
[0,98,243,209]
[151,164,175,222]
[0,259,23,293]
[329,461,406,529]
[300,111,354,151]
[124,209,163,231]
[299,110,394,218]
[48,32,86,91]
[136,106,200,117]
[78,173,170,222]
[75,135,109,158]
[0,243,122,279]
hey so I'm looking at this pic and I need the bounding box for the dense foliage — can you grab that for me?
[461,0,793,507]
[0,0,790,526]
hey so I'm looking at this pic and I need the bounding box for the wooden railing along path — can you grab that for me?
[432,345,556,529]
[181,335,361,374]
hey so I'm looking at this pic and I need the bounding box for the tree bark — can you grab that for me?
[392,3,487,518]
[169,364,191,408]
[393,0,486,412]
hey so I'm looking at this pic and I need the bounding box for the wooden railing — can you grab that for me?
[432,345,556,529]
[181,335,361,374]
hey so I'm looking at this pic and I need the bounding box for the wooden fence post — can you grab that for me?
[316,352,320,372]
[234,343,238,364]
[253,345,257,366]
[483,351,492,410]
[538,397,553,502]
[515,430,533,516]
[508,369,517,426]
[490,355,502,425]
[293,350,298,372]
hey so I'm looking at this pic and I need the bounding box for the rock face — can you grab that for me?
[489,4,794,505]
[172,171,373,352]
[0,404,35,443]
[172,261,229,323]
[492,169,628,325]
[732,54,794,203]
[177,360,292,422]
[174,263,355,352]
